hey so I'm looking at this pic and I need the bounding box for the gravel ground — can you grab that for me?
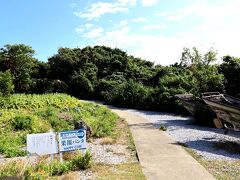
[127,109,240,161]
[88,138,134,164]
[0,138,133,179]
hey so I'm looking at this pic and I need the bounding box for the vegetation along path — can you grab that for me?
[110,108,215,180]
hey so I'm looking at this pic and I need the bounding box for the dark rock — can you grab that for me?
[74,120,92,139]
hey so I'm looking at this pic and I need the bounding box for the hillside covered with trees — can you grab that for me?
[0,44,240,113]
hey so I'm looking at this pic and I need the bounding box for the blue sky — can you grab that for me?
[1,0,240,65]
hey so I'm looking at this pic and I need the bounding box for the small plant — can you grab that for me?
[12,115,33,131]
[0,160,24,178]
[50,160,72,176]
[159,125,167,131]
[24,159,72,179]
[71,150,92,170]
[100,137,116,145]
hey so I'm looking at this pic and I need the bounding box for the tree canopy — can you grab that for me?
[0,44,239,114]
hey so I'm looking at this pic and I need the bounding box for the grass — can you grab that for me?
[178,142,240,180]
[113,118,137,155]
[91,163,146,180]
[59,117,145,179]
[0,94,145,179]
[88,117,144,179]
[0,150,92,179]
[0,93,118,157]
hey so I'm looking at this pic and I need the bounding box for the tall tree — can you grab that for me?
[179,47,224,95]
[219,56,240,97]
[0,44,37,92]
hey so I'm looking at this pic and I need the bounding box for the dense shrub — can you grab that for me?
[219,56,240,97]
[0,70,14,97]
[12,115,33,130]
[71,150,92,170]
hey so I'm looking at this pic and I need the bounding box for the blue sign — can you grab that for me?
[58,129,86,152]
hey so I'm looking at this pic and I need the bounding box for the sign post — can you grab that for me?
[27,132,58,155]
[26,129,87,162]
[58,129,86,153]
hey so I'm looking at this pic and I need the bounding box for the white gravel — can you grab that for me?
[88,139,134,164]
[127,109,240,161]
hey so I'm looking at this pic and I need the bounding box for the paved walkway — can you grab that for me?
[111,108,215,180]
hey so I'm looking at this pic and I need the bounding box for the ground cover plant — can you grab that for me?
[0,98,146,179]
[0,93,118,157]
[0,150,92,179]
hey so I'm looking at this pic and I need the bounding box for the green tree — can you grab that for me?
[219,56,240,97]
[70,71,94,98]
[48,48,79,81]
[180,47,224,96]
[0,70,14,97]
[0,44,37,92]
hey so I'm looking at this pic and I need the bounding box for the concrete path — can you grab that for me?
[111,108,215,180]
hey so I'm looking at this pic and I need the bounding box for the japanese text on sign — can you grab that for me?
[58,129,86,152]
[27,132,58,155]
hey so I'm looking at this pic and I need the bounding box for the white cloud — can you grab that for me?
[83,27,104,38]
[74,0,136,21]
[75,0,240,65]
[155,0,240,63]
[142,0,159,7]
[95,31,184,65]
[80,22,182,65]
[70,3,77,8]
[75,27,84,33]
[157,1,205,21]
[118,0,136,6]
[143,24,166,31]
[119,20,128,26]
[75,23,94,34]
[132,17,148,22]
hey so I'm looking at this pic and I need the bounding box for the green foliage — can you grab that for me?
[12,115,33,131]
[0,43,237,122]
[0,133,27,157]
[72,102,118,137]
[219,56,240,97]
[0,44,37,92]
[70,71,94,98]
[0,160,24,178]
[71,150,92,170]
[12,115,50,133]
[0,70,14,97]
[0,150,92,179]
[0,94,118,157]
[0,93,82,110]
[24,159,72,178]
[50,160,72,176]
[179,47,224,96]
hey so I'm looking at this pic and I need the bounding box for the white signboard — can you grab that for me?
[27,132,58,155]
[59,129,86,152]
